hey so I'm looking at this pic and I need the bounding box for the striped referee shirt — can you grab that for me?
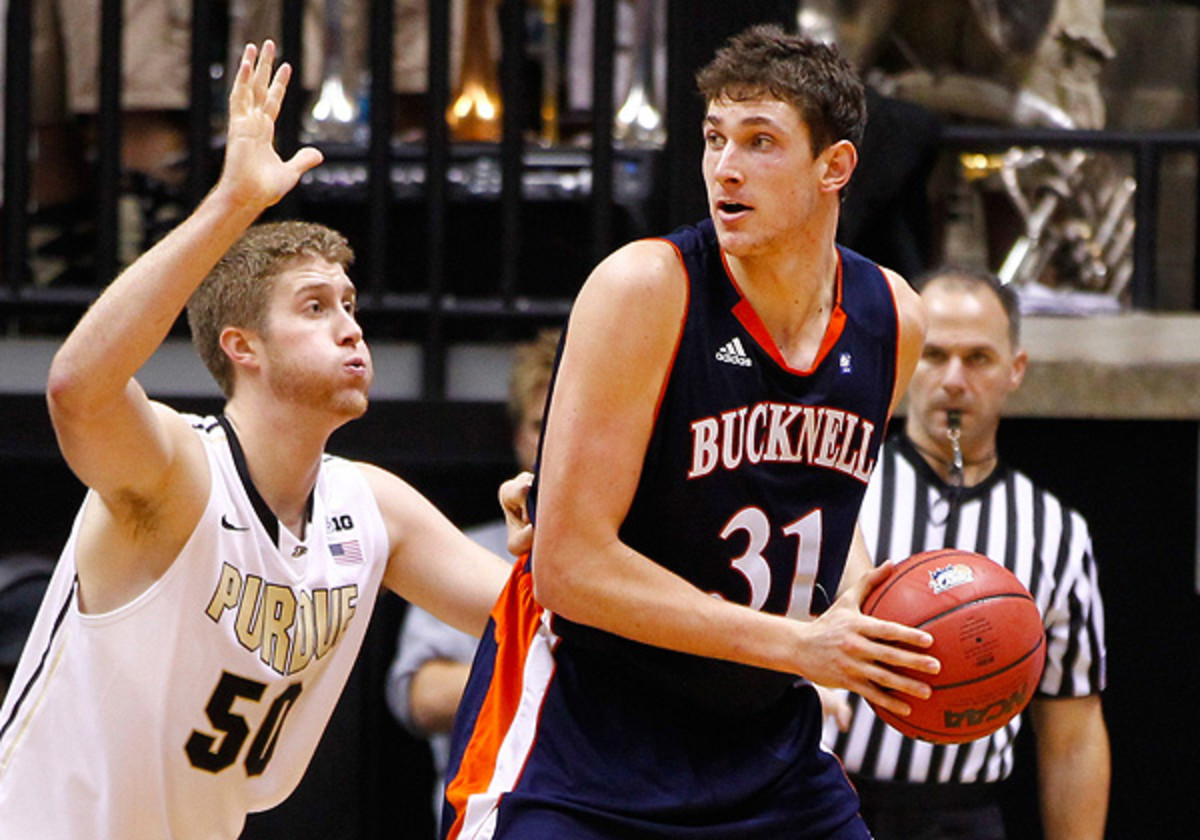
[823,432,1107,785]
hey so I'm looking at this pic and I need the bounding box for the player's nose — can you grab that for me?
[712,145,744,183]
[337,309,363,346]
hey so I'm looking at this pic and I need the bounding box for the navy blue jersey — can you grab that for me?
[442,220,896,839]
[546,219,900,712]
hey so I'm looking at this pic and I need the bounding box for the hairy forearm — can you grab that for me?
[533,534,805,674]
[1039,746,1109,839]
[48,189,261,413]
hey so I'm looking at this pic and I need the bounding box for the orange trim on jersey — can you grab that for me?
[878,264,905,421]
[648,236,692,420]
[724,249,847,376]
[444,553,546,839]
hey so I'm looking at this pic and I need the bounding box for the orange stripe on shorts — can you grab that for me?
[444,553,547,839]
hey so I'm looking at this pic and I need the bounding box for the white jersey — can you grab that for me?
[0,415,389,839]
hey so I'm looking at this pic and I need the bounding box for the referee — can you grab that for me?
[823,267,1110,840]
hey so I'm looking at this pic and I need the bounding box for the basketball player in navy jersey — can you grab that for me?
[442,25,939,839]
[0,42,520,839]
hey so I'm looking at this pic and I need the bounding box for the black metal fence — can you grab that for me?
[3,1,1200,398]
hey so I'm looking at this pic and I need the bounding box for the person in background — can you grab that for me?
[386,326,560,825]
[823,266,1109,840]
[31,0,192,279]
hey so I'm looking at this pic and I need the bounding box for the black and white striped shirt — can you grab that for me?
[823,432,1107,784]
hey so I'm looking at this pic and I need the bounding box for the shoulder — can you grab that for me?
[350,461,437,560]
[353,460,419,513]
[1008,464,1095,543]
[564,238,690,374]
[582,237,688,302]
[351,460,463,537]
[871,267,926,414]
[880,266,926,349]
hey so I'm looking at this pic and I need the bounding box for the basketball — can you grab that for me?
[862,548,1046,744]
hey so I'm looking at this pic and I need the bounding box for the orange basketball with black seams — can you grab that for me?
[862,548,1046,744]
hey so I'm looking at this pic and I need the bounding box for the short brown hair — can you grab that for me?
[695,24,866,154]
[187,221,354,397]
[508,327,561,424]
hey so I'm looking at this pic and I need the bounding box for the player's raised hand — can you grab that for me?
[218,41,323,212]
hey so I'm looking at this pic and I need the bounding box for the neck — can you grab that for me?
[725,245,838,367]
[905,431,998,488]
[223,401,330,532]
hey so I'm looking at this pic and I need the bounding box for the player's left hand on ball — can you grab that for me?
[800,567,940,718]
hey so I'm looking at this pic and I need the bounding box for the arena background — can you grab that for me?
[2,1,1198,837]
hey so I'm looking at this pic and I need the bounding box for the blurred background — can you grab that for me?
[1,2,1197,837]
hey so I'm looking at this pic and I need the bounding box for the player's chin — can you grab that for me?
[333,389,370,419]
[712,228,761,259]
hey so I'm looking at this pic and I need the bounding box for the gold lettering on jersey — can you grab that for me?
[203,562,359,676]
[688,402,876,483]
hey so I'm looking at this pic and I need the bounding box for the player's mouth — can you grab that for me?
[715,199,753,221]
[344,356,370,377]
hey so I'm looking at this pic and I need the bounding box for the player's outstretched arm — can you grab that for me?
[363,464,512,638]
[48,41,321,501]
[528,241,938,718]
[46,42,322,610]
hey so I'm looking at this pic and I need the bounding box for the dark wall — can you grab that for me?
[997,418,1200,838]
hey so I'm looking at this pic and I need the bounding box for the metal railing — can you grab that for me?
[939,124,1200,311]
[2,2,675,394]
[3,1,1200,398]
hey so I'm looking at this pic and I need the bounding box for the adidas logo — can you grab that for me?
[715,337,752,367]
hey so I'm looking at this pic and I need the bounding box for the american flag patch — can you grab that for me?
[330,539,363,564]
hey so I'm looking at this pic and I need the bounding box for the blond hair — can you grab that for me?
[508,327,561,424]
[187,221,354,397]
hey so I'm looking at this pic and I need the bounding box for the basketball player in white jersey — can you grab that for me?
[0,41,517,839]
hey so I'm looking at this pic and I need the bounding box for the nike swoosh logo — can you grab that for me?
[221,514,250,532]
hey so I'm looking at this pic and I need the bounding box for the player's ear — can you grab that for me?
[220,326,262,374]
[820,139,857,194]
